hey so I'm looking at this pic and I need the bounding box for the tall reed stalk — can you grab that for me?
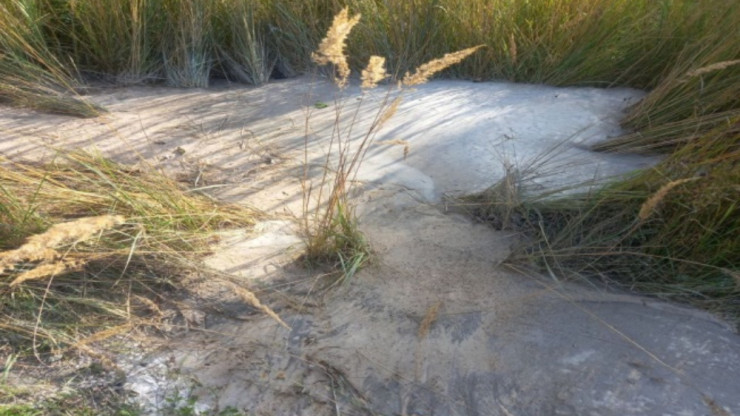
[301,7,482,275]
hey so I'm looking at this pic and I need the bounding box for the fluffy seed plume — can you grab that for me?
[685,60,740,78]
[10,258,85,287]
[638,178,698,221]
[0,215,126,274]
[226,280,290,329]
[508,33,518,65]
[377,96,402,129]
[311,7,361,88]
[361,56,388,89]
[402,45,485,86]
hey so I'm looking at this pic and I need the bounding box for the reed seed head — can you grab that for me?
[417,301,442,339]
[0,215,125,274]
[684,60,740,78]
[361,55,387,89]
[227,281,290,329]
[402,45,485,87]
[508,33,517,65]
[10,258,85,287]
[311,7,360,88]
[638,178,697,222]
[378,96,401,129]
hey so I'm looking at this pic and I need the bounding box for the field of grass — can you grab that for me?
[0,0,737,396]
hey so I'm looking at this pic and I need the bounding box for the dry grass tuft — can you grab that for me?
[9,258,86,287]
[508,33,518,65]
[226,280,290,329]
[304,10,482,271]
[361,55,388,89]
[310,6,360,88]
[638,178,698,222]
[418,301,442,339]
[0,215,125,275]
[378,96,402,129]
[684,60,740,78]
[402,45,485,86]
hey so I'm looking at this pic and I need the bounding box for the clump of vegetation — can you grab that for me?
[2,0,737,116]
[0,151,266,361]
[463,119,739,321]
[0,1,102,116]
[301,7,482,279]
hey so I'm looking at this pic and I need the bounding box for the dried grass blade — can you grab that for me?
[403,45,485,86]
[311,7,361,88]
[638,178,698,221]
[226,280,290,329]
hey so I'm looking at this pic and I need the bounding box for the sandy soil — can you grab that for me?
[1,77,738,415]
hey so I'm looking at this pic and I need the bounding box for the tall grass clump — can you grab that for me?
[0,151,261,359]
[2,0,737,114]
[0,0,101,116]
[301,7,482,278]
[601,20,740,152]
[160,0,215,87]
[213,0,273,85]
[468,120,739,321]
[64,0,158,83]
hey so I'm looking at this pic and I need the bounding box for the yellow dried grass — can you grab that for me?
[417,301,442,339]
[9,258,86,287]
[402,45,485,87]
[377,96,402,129]
[377,139,410,160]
[684,60,740,78]
[508,33,517,65]
[311,6,360,88]
[0,215,126,275]
[226,280,290,329]
[361,55,387,89]
[638,178,698,222]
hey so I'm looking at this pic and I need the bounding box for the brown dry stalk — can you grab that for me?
[0,215,126,274]
[638,178,698,221]
[226,281,290,329]
[9,258,86,287]
[378,96,402,130]
[311,7,361,88]
[417,301,442,339]
[403,45,485,86]
[361,55,388,89]
[73,323,133,350]
[134,294,163,317]
[684,60,740,78]
[508,33,517,65]
[377,139,410,160]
